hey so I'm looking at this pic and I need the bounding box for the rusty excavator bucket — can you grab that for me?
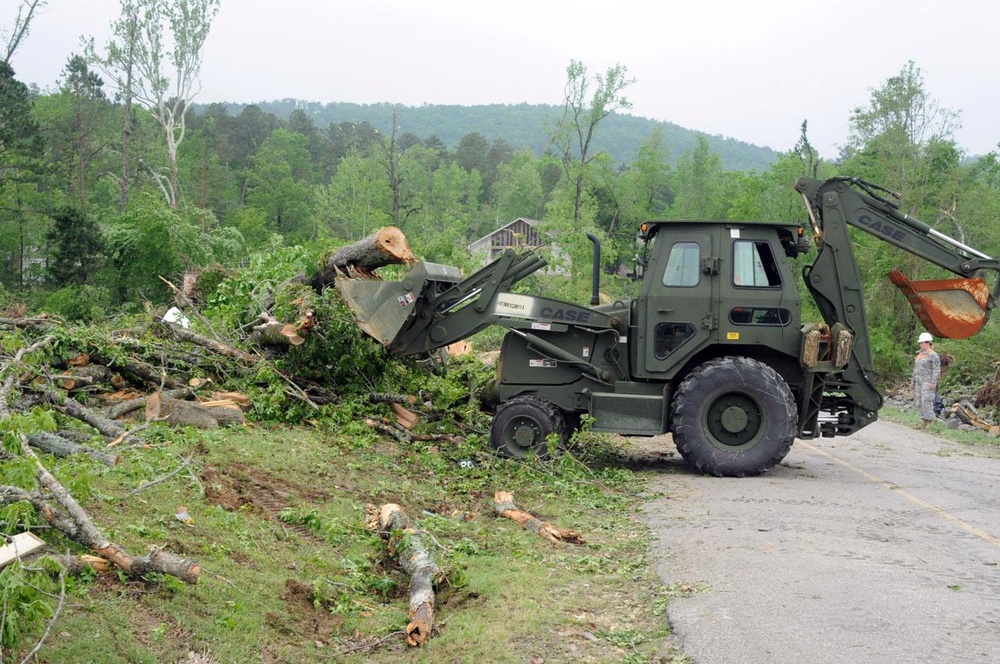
[888,269,991,339]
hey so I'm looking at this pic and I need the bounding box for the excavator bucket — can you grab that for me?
[887,269,990,339]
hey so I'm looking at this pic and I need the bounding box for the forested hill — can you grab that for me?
[195,100,780,172]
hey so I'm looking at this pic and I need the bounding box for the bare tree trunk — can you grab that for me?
[367,503,442,646]
[119,12,136,213]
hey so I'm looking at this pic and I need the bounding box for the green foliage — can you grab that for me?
[41,285,108,322]
[247,128,316,242]
[0,566,56,649]
[670,135,727,220]
[102,193,219,304]
[229,100,778,171]
[0,61,42,164]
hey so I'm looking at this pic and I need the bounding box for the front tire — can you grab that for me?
[490,396,568,459]
[671,357,797,477]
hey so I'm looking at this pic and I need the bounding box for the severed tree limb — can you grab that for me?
[49,364,115,391]
[157,322,258,365]
[1,448,201,584]
[368,393,419,406]
[27,384,126,439]
[41,552,114,575]
[492,491,585,545]
[26,432,118,467]
[90,351,184,389]
[365,418,411,443]
[367,503,442,646]
[0,316,54,331]
[304,226,417,290]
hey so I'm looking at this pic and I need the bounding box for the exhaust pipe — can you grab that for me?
[586,232,601,306]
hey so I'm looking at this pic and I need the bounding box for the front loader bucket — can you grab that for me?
[336,277,414,347]
[336,261,464,349]
[888,269,990,339]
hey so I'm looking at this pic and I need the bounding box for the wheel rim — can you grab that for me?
[704,392,763,449]
[505,415,544,455]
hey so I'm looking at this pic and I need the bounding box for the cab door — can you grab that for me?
[636,228,717,377]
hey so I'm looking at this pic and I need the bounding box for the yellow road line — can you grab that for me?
[800,441,1000,547]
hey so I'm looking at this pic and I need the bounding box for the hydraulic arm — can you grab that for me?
[795,176,1000,339]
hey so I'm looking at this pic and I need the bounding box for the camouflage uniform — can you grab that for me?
[912,347,940,422]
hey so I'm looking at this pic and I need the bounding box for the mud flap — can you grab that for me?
[888,269,990,339]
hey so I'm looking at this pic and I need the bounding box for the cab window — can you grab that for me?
[654,322,696,359]
[729,307,791,326]
[733,240,781,287]
[663,241,700,287]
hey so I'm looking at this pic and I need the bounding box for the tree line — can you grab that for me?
[1,0,999,385]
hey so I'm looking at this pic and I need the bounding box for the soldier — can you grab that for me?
[912,332,941,428]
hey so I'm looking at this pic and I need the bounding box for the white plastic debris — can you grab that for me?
[162,306,191,328]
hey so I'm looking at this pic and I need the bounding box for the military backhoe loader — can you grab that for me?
[338,177,1000,476]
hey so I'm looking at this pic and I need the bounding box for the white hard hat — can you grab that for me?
[918,332,933,343]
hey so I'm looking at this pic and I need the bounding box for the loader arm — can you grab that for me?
[337,248,621,358]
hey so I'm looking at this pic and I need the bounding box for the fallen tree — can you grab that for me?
[305,226,416,288]
[367,503,443,646]
[0,337,200,584]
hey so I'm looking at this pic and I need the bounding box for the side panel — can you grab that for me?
[495,329,624,413]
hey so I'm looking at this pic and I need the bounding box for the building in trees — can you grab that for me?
[466,217,568,274]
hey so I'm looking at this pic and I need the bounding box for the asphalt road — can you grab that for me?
[640,420,1000,664]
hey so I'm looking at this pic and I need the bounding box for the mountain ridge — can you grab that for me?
[193,100,781,172]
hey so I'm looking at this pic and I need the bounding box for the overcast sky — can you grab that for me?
[7,0,999,160]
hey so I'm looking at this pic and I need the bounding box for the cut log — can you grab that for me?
[145,393,244,429]
[104,387,194,420]
[251,311,313,347]
[307,227,417,290]
[492,491,585,545]
[391,403,419,430]
[367,503,442,646]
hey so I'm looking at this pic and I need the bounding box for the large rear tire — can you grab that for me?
[671,357,797,477]
[490,396,568,459]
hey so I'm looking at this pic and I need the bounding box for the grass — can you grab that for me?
[879,404,1000,452]
[6,418,687,663]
